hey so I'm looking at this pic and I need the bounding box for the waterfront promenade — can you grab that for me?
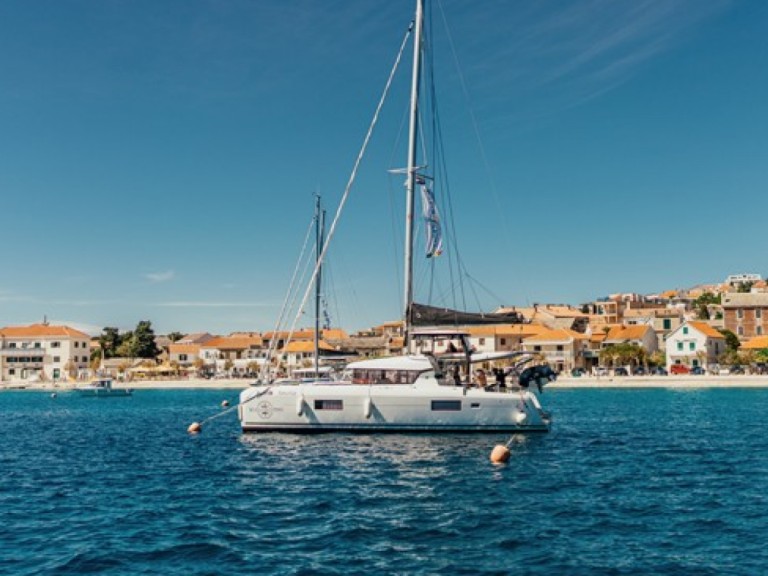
[4,375,768,390]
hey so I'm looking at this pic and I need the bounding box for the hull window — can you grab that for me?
[314,399,343,410]
[431,400,461,411]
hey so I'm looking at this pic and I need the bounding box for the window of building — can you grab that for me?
[53,356,60,363]
[683,327,688,335]
[51,341,60,348]
[180,354,188,361]
[663,319,671,330]
[9,369,15,376]
[738,309,744,320]
[479,338,485,345]
[9,343,16,348]
[757,309,763,320]
[556,345,564,352]
[74,342,79,348]
[677,342,683,351]
[689,342,695,351]
[758,327,764,336]
[533,345,541,352]
[738,326,744,336]
[500,338,506,346]
[34,342,41,348]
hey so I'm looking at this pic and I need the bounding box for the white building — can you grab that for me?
[0,323,92,382]
[665,321,725,371]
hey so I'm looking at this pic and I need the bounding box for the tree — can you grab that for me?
[133,321,160,358]
[167,332,185,342]
[692,292,720,320]
[99,327,123,359]
[718,329,740,354]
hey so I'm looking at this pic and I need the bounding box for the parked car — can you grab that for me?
[614,367,628,376]
[670,364,690,375]
[730,365,745,375]
[571,368,585,377]
[690,366,705,375]
[634,366,646,376]
[651,366,668,376]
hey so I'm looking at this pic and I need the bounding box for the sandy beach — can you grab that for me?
[5,375,768,391]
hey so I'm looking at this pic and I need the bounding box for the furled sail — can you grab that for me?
[410,302,525,326]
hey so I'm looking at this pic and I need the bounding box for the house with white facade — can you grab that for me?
[521,328,588,373]
[0,323,92,382]
[665,321,725,371]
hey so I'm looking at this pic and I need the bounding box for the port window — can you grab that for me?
[314,400,343,410]
[431,400,461,411]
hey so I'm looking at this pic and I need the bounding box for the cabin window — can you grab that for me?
[431,400,461,411]
[350,369,420,385]
[314,400,343,410]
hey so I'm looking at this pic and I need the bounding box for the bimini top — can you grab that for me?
[346,355,434,372]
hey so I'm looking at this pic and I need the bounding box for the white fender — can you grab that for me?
[363,396,373,419]
[296,393,305,416]
[514,409,528,425]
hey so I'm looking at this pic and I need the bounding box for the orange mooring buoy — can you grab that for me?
[221,400,230,408]
[490,444,510,463]
[188,422,202,434]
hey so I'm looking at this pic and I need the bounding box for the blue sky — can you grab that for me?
[1,0,766,336]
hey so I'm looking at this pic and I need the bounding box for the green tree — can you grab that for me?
[133,321,160,359]
[99,327,122,359]
[167,332,185,342]
[718,328,740,353]
[692,292,721,320]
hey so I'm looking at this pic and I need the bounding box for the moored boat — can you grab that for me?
[74,378,132,397]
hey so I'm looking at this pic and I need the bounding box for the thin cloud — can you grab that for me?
[145,270,175,283]
[158,301,275,308]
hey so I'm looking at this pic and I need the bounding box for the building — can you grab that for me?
[521,328,588,373]
[0,323,92,382]
[665,321,725,371]
[721,292,768,339]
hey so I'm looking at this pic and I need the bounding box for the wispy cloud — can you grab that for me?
[157,301,275,308]
[145,270,175,284]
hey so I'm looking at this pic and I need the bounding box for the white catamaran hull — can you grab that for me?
[239,383,549,433]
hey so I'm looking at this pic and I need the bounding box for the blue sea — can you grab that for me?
[2,387,767,575]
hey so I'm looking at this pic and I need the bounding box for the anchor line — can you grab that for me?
[198,387,273,427]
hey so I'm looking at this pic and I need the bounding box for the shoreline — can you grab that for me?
[4,375,768,391]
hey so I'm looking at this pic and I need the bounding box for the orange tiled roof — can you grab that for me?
[687,321,724,340]
[495,324,549,337]
[169,343,201,354]
[0,323,90,339]
[604,325,652,341]
[743,336,768,349]
[202,335,263,350]
[281,340,335,353]
[523,328,587,343]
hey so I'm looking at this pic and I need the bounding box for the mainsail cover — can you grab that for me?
[410,302,525,326]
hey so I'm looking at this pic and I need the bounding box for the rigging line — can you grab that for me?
[435,0,510,249]
[260,209,317,381]
[285,20,415,352]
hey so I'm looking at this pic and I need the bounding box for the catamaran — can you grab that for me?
[239,0,554,433]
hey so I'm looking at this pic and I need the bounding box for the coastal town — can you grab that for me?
[2,273,768,387]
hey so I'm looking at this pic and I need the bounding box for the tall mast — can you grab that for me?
[314,194,324,376]
[403,0,424,340]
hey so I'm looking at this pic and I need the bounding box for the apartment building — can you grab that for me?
[0,323,92,382]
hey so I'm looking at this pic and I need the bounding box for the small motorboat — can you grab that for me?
[74,378,132,397]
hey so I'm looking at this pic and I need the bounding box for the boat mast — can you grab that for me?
[314,194,325,377]
[403,0,424,342]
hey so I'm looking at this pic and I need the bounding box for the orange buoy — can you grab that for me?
[187,422,202,434]
[490,444,510,463]
[221,400,230,408]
